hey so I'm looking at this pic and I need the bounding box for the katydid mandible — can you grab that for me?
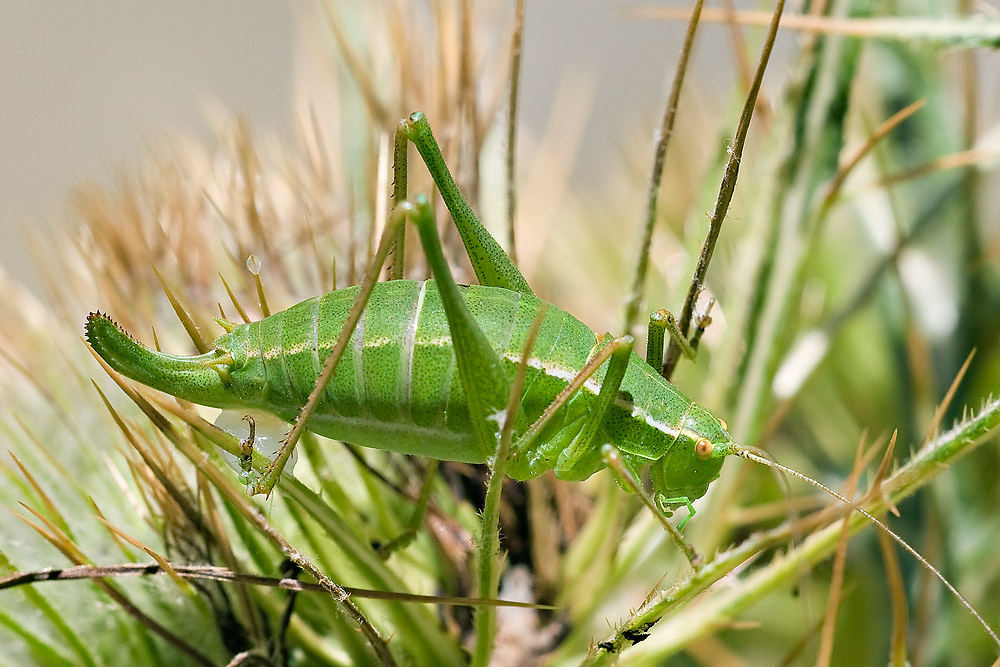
[85,112,1000,646]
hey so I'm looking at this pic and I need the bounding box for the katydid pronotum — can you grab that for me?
[86,112,999,649]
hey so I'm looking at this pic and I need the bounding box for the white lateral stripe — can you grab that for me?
[500,352,681,438]
[363,335,452,348]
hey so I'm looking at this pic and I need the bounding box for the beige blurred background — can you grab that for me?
[0,2,294,291]
[0,1,721,294]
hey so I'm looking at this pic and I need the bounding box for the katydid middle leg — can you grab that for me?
[504,333,638,481]
[553,334,634,480]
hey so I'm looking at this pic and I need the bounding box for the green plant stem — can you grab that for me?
[587,397,1000,662]
[473,451,507,667]
[472,307,546,666]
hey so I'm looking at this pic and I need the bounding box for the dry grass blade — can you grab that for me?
[6,451,69,538]
[876,147,1000,188]
[877,529,909,667]
[92,517,191,594]
[152,267,210,353]
[219,273,251,323]
[924,349,976,444]
[819,98,926,212]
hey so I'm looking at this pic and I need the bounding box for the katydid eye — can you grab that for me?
[695,438,713,460]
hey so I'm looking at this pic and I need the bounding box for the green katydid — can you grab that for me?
[86,111,999,649]
[86,111,734,527]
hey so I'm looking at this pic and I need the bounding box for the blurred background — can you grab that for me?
[0,1,775,293]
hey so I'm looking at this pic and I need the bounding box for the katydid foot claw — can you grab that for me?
[656,495,696,531]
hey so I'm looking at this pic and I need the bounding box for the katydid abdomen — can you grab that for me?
[86,279,732,502]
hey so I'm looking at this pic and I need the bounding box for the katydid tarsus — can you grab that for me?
[86,112,999,649]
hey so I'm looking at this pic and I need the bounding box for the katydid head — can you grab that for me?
[649,404,735,509]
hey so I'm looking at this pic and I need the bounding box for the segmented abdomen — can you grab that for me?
[235,280,597,462]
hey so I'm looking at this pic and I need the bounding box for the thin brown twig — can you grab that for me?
[623,0,706,333]
[0,562,551,609]
[662,0,787,378]
[13,507,215,667]
[505,0,525,264]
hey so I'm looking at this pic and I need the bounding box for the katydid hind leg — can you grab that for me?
[254,196,512,493]
[402,112,533,296]
[405,196,542,667]
[404,197,511,461]
[386,122,409,281]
